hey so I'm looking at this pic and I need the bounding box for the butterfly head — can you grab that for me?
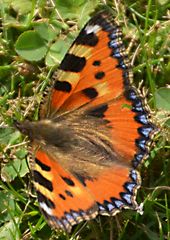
[14,119,52,142]
[14,120,35,141]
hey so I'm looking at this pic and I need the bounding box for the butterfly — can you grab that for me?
[15,10,157,232]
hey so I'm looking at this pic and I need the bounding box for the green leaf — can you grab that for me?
[0,128,13,144]
[45,39,70,66]
[50,19,69,31]
[15,31,48,61]
[0,192,21,224]
[56,0,86,8]
[11,0,32,15]
[2,158,29,182]
[0,218,20,240]
[15,148,27,159]
[33,21,58,42]
[55,0,97,19]
[0,127,22,146]
[155,87,170,111]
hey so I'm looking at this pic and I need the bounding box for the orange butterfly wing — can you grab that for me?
[47,13,125,114]
[34,149,98,232]
[85,166,140,215]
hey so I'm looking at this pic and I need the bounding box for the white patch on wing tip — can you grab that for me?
[85,24,100,34]
[40,202,53,215]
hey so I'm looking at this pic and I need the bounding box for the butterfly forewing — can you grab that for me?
[48,12,126,114]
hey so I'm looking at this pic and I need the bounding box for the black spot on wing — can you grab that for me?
[82,87,98,99]
[74,174,86,187]
[60,54,86,72]
[33,170,53,192]
[54,81,72,92]
[93,60,101,66]
[35,158,51,171]
[87,104,108,118]
[76,29,99,46]
[95,71,105,79]
[36,190,55,209]
[61,176,75,186]
[65,190,73,197]
[59,194,66,200]
[73,172,95,187]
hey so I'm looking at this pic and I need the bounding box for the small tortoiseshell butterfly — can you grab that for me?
[15,10,157,232]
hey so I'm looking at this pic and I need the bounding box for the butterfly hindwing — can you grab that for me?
[33,149,98,232]
[84,166,141,215]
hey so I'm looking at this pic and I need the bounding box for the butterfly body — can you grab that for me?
[15,10,157,232]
